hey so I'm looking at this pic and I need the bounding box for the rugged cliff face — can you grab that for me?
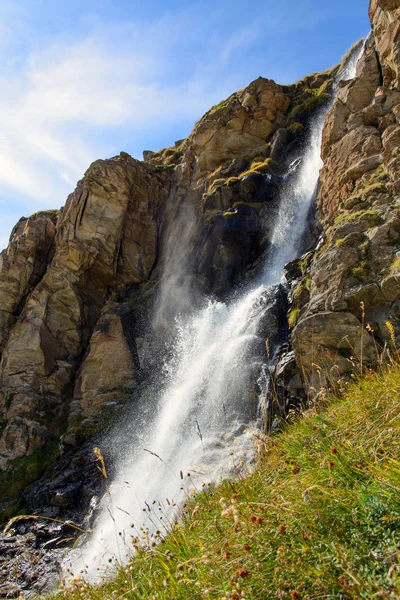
[288,0,400,392]
[0,0,398,562]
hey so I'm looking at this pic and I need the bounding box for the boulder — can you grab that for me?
[292,311,375,386]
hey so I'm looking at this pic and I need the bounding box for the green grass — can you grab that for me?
[298,254,312,276]
[287,122,304,135]
[335,209,383,229]
[390,257,400,274]
[27,209,60,223]
[225,176,240,186]
[238,158,276,179]
[46,364,400,599]
[286,79,333,124]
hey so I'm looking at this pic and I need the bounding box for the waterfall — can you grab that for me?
[69,43,364,581]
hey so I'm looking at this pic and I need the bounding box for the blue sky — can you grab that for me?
[0,0,370,249]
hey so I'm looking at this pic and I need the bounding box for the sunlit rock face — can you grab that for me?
[0,211,58,353]
[290,0,400,389]
[0,65,328,503]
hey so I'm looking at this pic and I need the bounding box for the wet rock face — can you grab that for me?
[289,0,400,389]
[0,520,78,598]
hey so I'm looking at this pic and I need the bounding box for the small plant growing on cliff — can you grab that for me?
[347,260,370,282]
[207,177,225,194]
[287,122,304,134]
[335,209,383,228]
[288,308,300,328]
[298,253,312,276]
[390,256,400,274]
[237,158,276,179]
[287,78,332,123]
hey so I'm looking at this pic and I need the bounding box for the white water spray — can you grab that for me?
[71,44,364,580]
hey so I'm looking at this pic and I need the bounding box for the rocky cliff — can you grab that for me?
[0,1,398,587]
[288,0,400,393]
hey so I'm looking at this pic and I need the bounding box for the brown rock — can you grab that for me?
[188,77,290,172]
[0,154,169,466]
[292,311,375,386]
[291,0,400,385]
[0,211,57,352]
[74,303,136,418]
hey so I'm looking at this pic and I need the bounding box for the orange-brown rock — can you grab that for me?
[187,78,290,173]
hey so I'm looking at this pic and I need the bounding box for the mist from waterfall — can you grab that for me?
[71,43,364,581]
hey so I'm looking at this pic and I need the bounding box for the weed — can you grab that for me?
[298,253,312,276]
[347,260,371,282]
[238,158,276,179]
[390,256,400,274]
[286,79,332,124]
[335,209,383,228]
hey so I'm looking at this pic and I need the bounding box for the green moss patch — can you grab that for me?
[390,256,400,275]
[288,307,301,328]
[287,79,332,124]
[335,209,383,228]
[239,158,277,179]
[287,122,304,134]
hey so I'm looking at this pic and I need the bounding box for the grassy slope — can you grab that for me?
[53,365,400,599]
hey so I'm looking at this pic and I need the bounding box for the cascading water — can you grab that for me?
[70,43,364,580]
